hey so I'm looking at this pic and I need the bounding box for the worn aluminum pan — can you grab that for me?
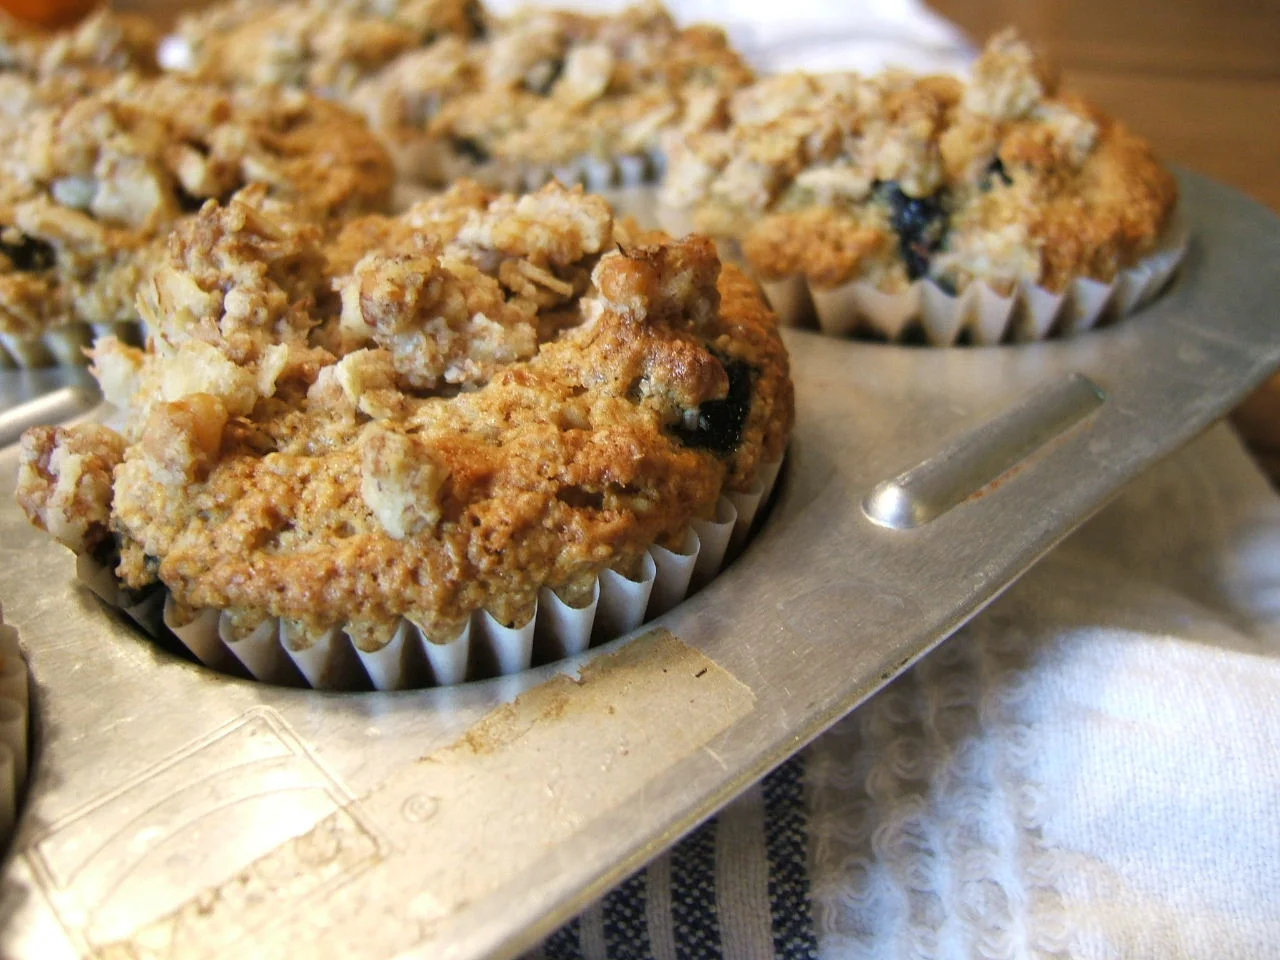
[0,171,1278,959]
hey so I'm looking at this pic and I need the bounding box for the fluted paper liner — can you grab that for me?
[655,207,1188,345]
[759,215,1188,345]
[1,614,30,843]
[80,460,782,691]
[517,148,662,193]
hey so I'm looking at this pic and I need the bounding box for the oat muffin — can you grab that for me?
[166,0,751,189]
[422,1,753,189]
[659,31,1179,330]
[164,0,487,181]
[1,8,160,135]
[0,74,395,366]
[165,0,485,94]
[1,7,158,79]
[16,181,793,658]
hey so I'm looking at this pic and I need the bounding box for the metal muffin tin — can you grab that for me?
[0,172,1278,959]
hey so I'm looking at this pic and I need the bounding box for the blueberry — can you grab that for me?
[464,0,488,38]
[451,136,491,164]
[982,158,1012,190]
[673,355,753,455]
[0,231,56,272]
[879,182,948,281]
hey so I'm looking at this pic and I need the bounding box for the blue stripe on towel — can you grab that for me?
[542,916,585,960]
[603,869,652,960]
[762,754,819,960]
[669,818,723,960]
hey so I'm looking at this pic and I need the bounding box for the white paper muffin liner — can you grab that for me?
[0,604,31,845]
[0,321,145,369]
[76,459,782,692]
[656,208,1188,346]
[516,148,664,194]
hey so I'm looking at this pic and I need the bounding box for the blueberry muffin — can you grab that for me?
[659,31,1180,342]
[1,8,160,134]
[163,0,488,181]
[165,0,751,189]
[0,74,395,367]
[422,1,753,189]
[16,181,792,680]
[1,7,158,78]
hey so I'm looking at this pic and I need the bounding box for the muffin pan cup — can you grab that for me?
[75,460,782,691]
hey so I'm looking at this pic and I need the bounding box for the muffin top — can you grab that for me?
[1,8,160,136]
[166,0,486,97]
[17,182,793,643]
[424,1,753,181]
[0,74,394,336]
[660,31,1178,293]
[1,7,158,78]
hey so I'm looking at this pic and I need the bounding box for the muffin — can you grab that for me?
[0,7,158,79]
[422,1,754,190]
[1,7,160,135]
[16,181,793,689]
[162,0,488,182]
[0,74,395,367]
[658,31,1184,345]
[164,0,752,189]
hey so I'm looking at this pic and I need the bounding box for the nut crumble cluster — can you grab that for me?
[17,182,794,645]
[659,31,1178,295]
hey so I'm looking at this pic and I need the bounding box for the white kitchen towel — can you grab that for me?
[481,0,975,75]
[535,425,1280,960]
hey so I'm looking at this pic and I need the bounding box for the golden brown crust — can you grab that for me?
[1,8,158,79]
[17,182,792,642]
[170,0,484,94]
[663,30,1178,294]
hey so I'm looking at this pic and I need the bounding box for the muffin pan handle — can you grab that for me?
[864,373,1106,530]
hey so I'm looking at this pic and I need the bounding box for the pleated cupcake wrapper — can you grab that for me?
[0,321,145,369]
[766,219,1187,345]
[517,148,665,194]
[656,207,1188,346]
[76,459,781,692]
[0,613,30,842]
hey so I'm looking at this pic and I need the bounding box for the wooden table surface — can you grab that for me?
[932,0,1280,473]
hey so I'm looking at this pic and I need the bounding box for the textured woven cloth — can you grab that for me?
[533,421,1280,959]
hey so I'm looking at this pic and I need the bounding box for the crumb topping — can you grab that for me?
[0,75,393,338]
[426,2,753,179]
[661,30,1177,293]
[1,9,158,80]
